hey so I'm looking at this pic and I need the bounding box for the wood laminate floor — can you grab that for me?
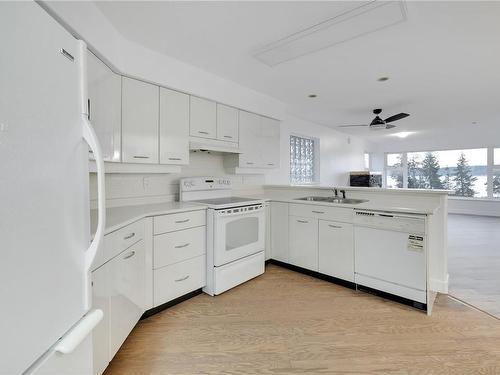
[105,265,500,375]
[448,214,500,318]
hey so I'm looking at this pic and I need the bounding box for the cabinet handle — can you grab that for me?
[297,220,309,223]
[174,243,190,249]
[124,232,135,240]
[133,155,149,159]
[223,135,233,139]
[168,157,182,161]
[123,251,136,260]
[198,131,209,135]
[175,275,190,282]
[175,219,190,224]
[267,163,274,166]
[246,162,254,165]
[87,98,91,121]
[312,210,325,214]
[328,224,342,229]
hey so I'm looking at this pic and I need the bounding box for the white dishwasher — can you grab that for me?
[354,210,427,305]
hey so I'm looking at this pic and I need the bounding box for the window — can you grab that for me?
[385,153,404,189]
[493,148,500,198]
[290,135,318,184]
[385,148,492,198]
[364,153,370,170]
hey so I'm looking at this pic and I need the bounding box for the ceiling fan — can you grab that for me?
[338,109,410,130]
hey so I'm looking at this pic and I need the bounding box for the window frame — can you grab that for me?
[384,147,497,199]
[289,133,320,185]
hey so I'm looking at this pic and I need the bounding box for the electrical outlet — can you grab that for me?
[143,177,150,191]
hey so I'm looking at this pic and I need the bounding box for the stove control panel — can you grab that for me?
[180,177,232,191]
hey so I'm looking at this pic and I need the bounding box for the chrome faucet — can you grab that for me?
[332,188,338,197]
[340,189,346,199]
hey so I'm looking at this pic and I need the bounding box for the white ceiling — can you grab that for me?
[94,1,500,144]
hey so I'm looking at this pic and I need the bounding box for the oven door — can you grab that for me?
[213,204,265,267]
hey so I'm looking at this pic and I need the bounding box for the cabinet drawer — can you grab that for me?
[154,210,206,234]
[105,220,144,262]
[289,203,353,223]
[154,255,206,306]
[154,226,206,269]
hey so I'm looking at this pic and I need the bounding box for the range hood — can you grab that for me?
[189,138,241,154]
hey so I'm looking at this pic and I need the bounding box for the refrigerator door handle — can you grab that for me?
[54,309,103,354]
[82,117,105,275]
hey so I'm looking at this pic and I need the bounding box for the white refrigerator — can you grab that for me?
[0,2,106,374]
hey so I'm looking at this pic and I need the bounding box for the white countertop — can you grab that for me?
[91,202,207,236]
[265,184,451,195]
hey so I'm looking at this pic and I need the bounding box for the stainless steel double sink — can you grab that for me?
[295,196,368,205]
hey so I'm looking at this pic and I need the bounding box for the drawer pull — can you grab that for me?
[198,131,209,135]
[133,155,149,159]
[223,135,233,139]
[246,162,254,165]
[123,251,136,260]
[267,163,274,166]
[124,232,135,240]
[297,220,309,223]
[175,219,190,224]
[312,210,325,214]
[168,157,182,161]
[175,275,190,282]
[174,243,190,249]
[328,224,342,229]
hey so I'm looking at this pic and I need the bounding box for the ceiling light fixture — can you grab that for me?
[390,131,414,138]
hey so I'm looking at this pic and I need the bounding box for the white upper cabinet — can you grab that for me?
[261,117,280,168]
[190,96,216,139]
[121,77,159,164]
[159,88,189,165]
[238,110,262,167]
[87,51,121,162]
[216,104,239,143]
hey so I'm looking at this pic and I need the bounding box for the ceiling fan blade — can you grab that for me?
[337,124,369,127]
[385,124,397,129]
[384,113,409,123]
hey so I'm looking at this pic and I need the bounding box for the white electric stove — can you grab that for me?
[180,177,266,295]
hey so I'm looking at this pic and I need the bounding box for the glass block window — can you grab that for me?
[290,135,317,184]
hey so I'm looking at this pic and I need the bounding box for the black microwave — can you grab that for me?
[349,171,382,187]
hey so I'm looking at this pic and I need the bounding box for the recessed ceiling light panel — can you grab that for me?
[254,1,407,67]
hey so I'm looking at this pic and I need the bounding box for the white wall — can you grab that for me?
[266,114,369,186]
[90,152,265,208]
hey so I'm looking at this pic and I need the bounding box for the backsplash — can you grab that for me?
[89,151,265,208]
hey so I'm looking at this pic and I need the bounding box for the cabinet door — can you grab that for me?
[261,117,280,168]
[238,110,262,167]
[92,265,110,375]
[87,51,121,162]
[159,87,189,165]
[109,240,146,358]
[265,203,271,260]
[270,202,289,262]
[121,77,159,164]
[289,216,318,271]
[190,96,216,139]
[216,104,239,143]
[318,220,354,282]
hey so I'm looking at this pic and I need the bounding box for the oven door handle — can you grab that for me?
[215,208,265,218]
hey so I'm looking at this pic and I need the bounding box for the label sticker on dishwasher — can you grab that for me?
[407,235,424,251]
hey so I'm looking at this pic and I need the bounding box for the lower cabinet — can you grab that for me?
[154,255,206,305]
[270,202,289,262]
[318,220,354,282]
[108,240,146,358]
[289,216,318,271]
[91,238,146,375]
